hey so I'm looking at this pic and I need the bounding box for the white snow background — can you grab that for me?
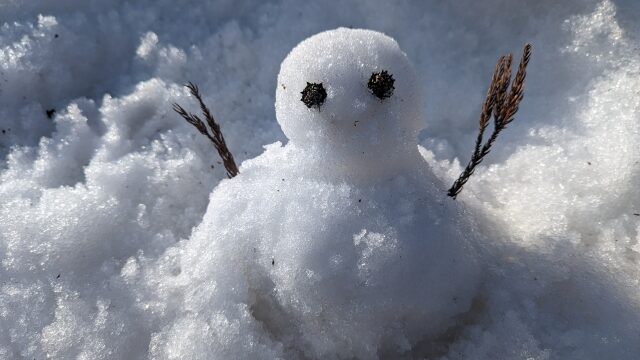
[1,0,639,359]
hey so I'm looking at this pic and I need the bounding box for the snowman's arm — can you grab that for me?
[448,44,532,199]
[173,82,240,178]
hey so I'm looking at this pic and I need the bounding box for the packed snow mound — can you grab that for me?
[155,29,482,358]
[166,141,481,358]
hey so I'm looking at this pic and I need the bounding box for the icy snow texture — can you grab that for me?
[0,0,639,359]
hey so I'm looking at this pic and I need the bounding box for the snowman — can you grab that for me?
[176,28,482,359]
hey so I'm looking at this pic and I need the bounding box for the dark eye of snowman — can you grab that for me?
[367,70,395,99]
[300,82,327,109]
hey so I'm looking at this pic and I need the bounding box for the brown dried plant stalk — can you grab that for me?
[173,82,239,178]
[448,44,532,199]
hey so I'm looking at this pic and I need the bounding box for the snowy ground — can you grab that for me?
[1,0,639,359]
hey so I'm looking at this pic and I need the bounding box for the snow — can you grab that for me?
[0,0,639,359]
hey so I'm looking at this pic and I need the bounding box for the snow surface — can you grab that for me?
[0,0,639,359]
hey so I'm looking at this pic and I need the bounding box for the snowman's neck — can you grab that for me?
[290,140,423,182]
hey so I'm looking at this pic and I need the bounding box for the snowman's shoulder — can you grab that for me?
[237,141,289,174]
[207,141,295,198]
[204,142,316,220]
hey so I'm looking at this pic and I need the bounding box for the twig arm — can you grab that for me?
[173,83,239,178]
[447,44,532,199]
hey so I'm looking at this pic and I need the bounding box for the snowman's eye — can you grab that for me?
[368,70,395,99]
[301,82,327,109]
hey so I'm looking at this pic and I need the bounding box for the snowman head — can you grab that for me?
[276,28,424,160]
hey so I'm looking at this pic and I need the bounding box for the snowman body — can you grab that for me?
[185,28,481,359]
